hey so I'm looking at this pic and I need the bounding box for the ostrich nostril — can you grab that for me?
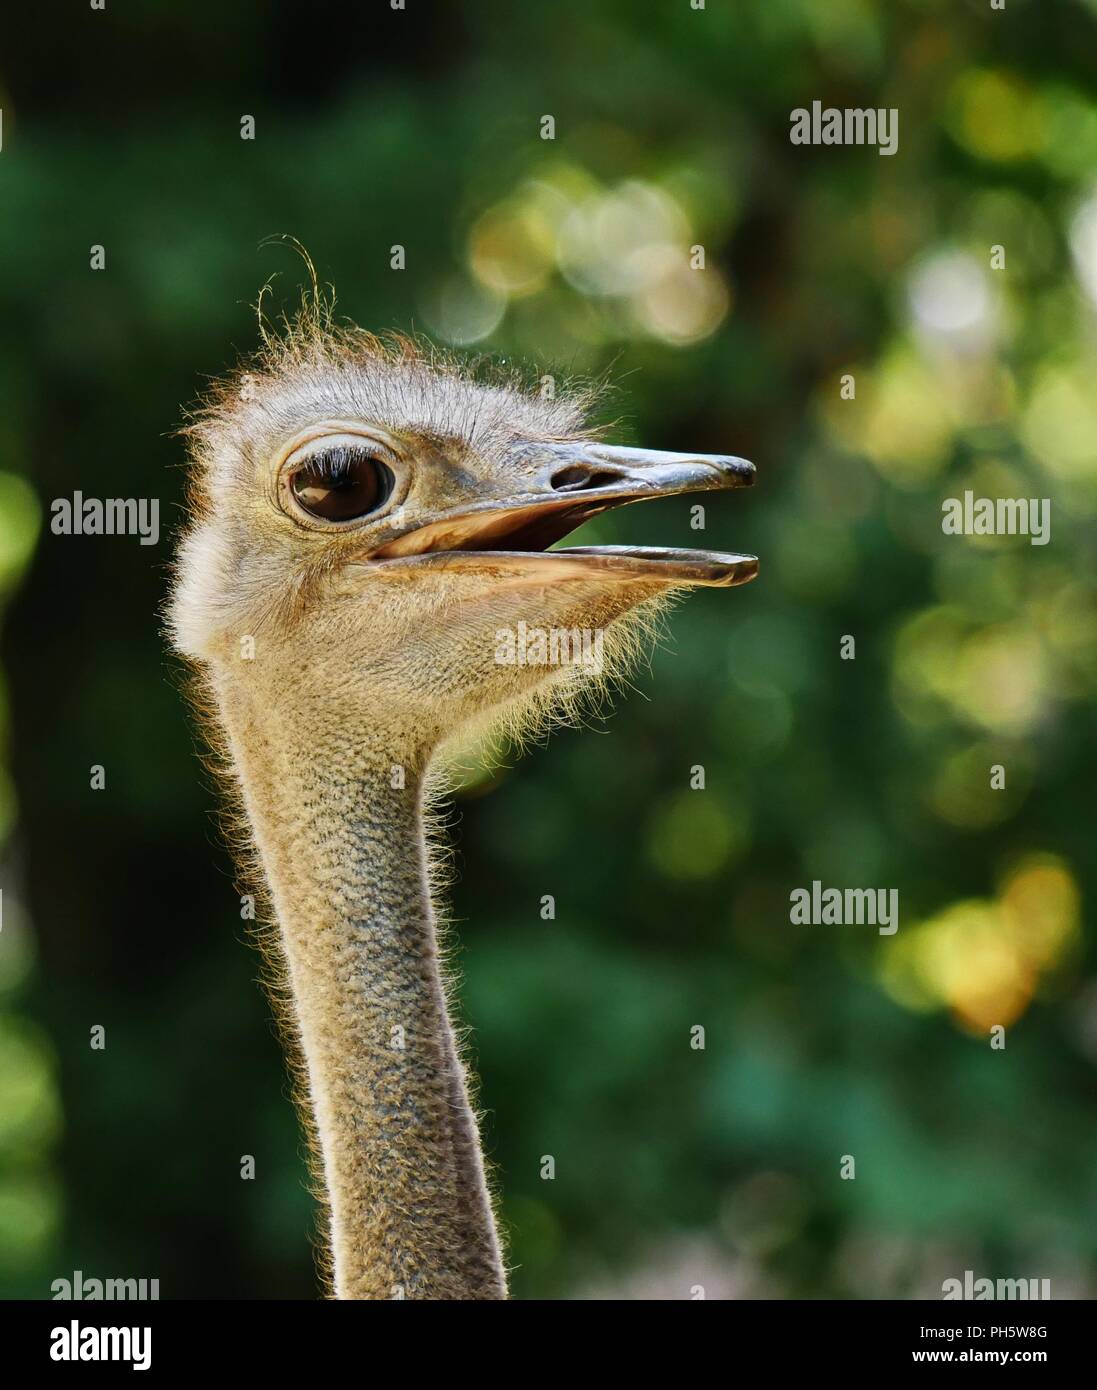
[549,464,629,493]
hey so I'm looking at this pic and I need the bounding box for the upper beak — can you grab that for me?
[365,442,759,588]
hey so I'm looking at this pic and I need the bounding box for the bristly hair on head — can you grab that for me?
[177,239,618,523]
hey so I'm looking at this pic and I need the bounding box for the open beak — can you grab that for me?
[364,443,759,588]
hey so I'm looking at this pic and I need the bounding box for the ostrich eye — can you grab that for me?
[289,446,394,522]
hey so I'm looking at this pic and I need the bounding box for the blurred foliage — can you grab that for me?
[1,0,1096,1299]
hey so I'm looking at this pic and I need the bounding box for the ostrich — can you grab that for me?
[167,304,758,1300]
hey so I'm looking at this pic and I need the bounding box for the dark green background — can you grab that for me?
[1,0,1095,1299]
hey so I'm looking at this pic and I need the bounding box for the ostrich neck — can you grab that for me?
[215,676,506,1300]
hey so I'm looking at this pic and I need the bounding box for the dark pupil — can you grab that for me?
[290,446,392,522]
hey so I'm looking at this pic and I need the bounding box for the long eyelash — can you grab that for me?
[302,445,373,481]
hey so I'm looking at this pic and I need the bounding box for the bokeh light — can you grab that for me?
[880,856,1081,1033]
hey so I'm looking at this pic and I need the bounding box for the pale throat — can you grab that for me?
[212,668,506,1300]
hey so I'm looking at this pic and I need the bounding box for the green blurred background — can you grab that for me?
[1,0,1096,1299]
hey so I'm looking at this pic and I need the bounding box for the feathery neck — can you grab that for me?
[214,671,505,1300]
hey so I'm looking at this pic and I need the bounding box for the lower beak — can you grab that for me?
[364,442,759,588]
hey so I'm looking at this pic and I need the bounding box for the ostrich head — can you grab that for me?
[169,313,757,756]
